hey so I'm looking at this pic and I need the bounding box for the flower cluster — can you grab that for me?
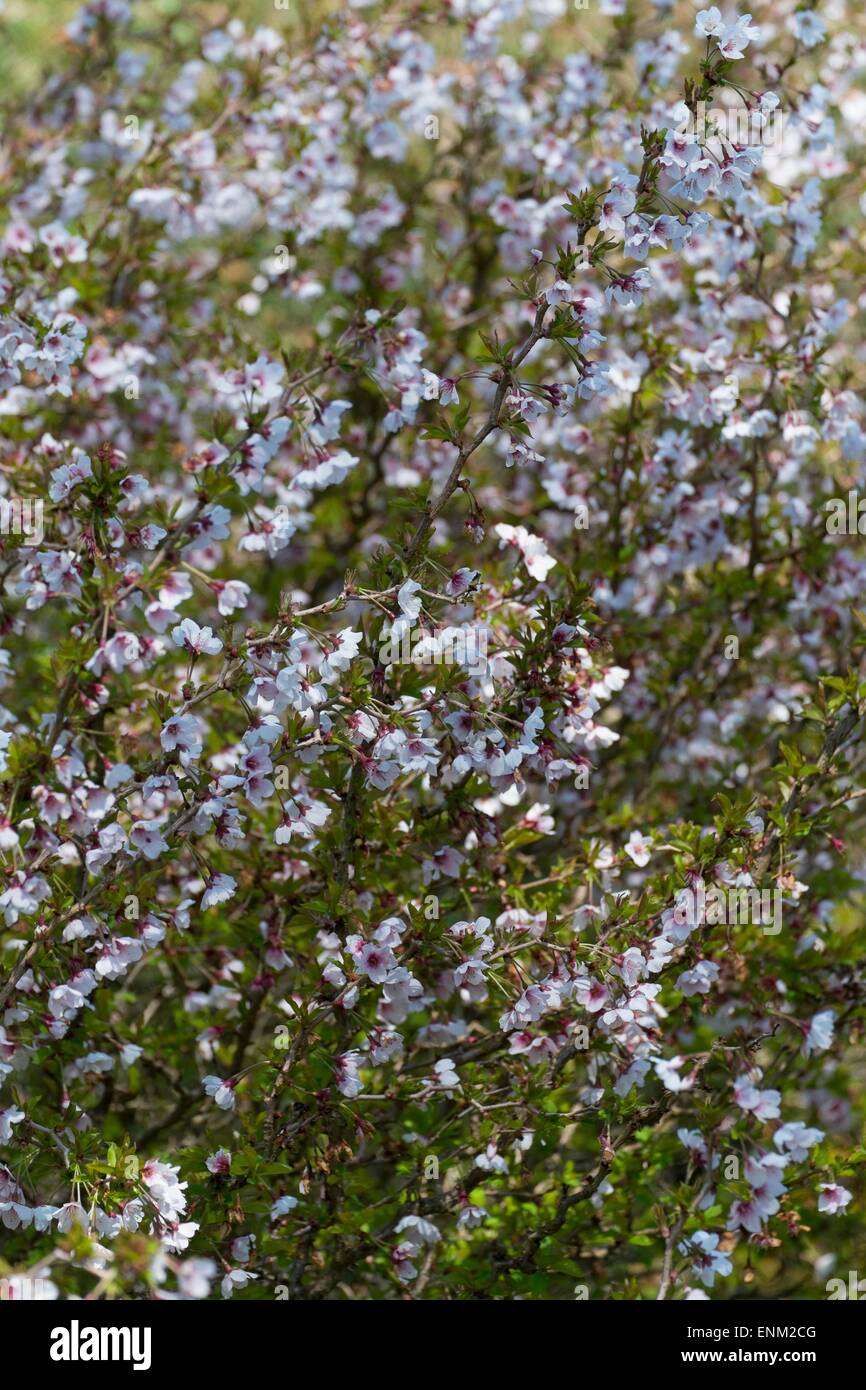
[0,0,864,1301]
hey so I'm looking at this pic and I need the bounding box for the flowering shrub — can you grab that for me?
[0,0,865,1302]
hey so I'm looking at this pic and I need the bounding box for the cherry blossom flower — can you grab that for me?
[220,1270,259,1299]
[202,1076,235,1111]
[817,1183,852,1215]
[803,1009,835,1056]
[624,829,652,867]
[171,618,224,657]
[201,874,237,910]
[680,1230,734,1287]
